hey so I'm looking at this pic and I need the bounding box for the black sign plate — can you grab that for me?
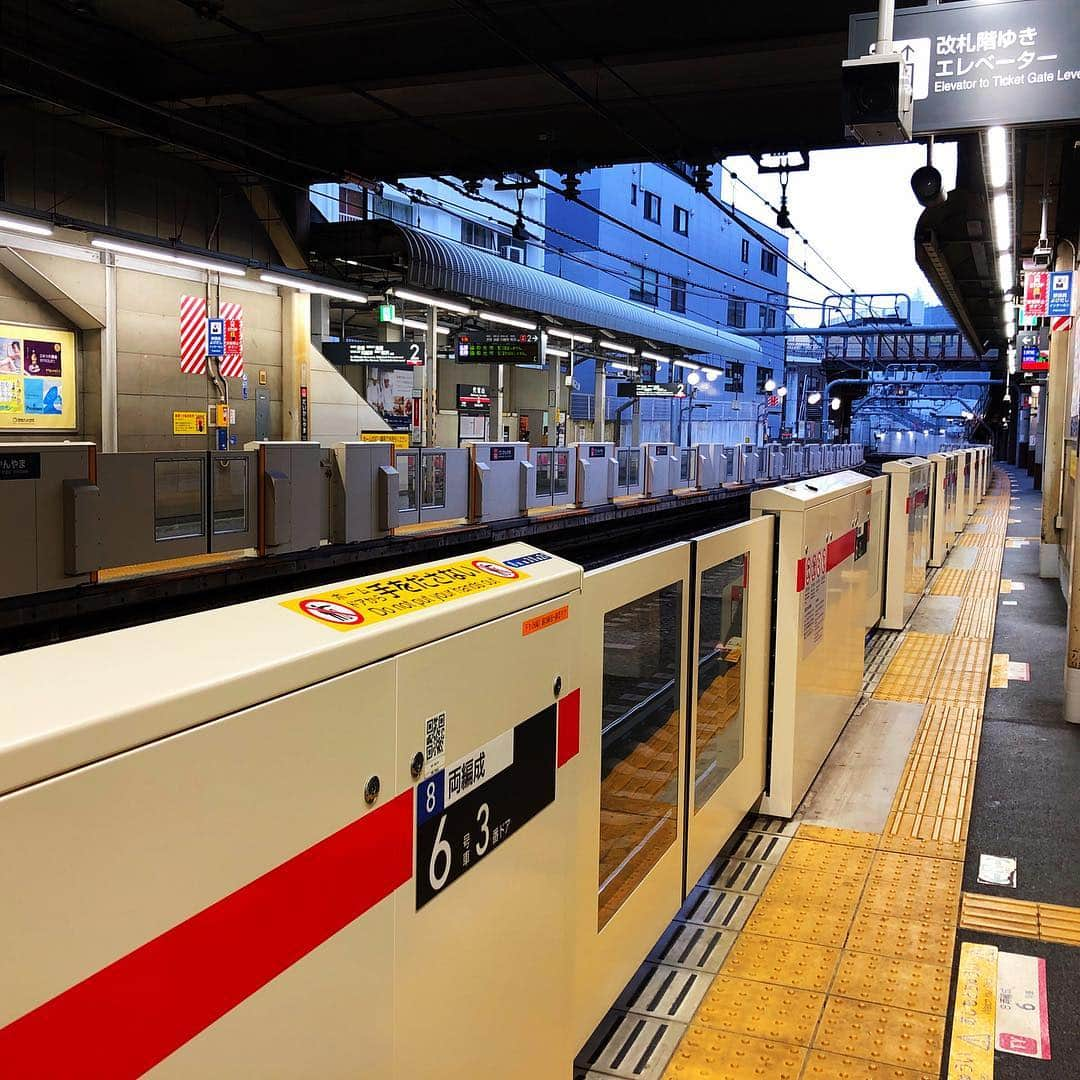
[323,340,425,365]
[0,452,41,480]
[489,445,516,461]
[414,707,556,909]
[456,331,540,364]
[457,383,492,412]
[588,445,608,458]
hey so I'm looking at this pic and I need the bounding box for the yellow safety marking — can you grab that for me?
[999,578,1013,593]
[953,597,995,639]
[928,669,987,705]
[719,932,841,992]
[802,1050,938,1079]
[831,951,952,1015]
[758,864,867,909]
[775,838,875,879]
[989,653,1010,688]
[280,556,529,631]
[940,637,992,673]
[959,892,1039,939]
[873,633,950,703]
[662,1027,807,1079]
[813,997,946,1073]
[1039,901,1080,945]
[945,942,997,1080]
[794,824,880,849]
[691,974,825,1046]
[743,898,856,948]
[861,852,963,923]
[931,568,973,596]
[846,909,956,967]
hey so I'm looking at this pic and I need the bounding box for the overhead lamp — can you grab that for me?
[389,316,450,336]
[600,339,636,355]
[997,253,1013,292]
[986,126,1008,189]
[391,287,472,315]
[830,397,842,411]
[479,311,537,331]
[705,369,721,382]
[546,347,569,358]
[607,360,638,373]
[1005,319,1015,338]
[686,371,701,386]
[807,391,822,405]
[639,349,671,364]
[672,358,700,370]
[763,378,777,392]
[546,327,593,344]
[93,237,246,276]
[922,429,930,436]
[1031,385,1041,398]
[776,386,788,397]
[0,214,53,237]
[938,429,946,436]
[992,192,1011,253]
[260,273,367,302]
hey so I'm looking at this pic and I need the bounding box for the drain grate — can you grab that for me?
[681,886,757,931]
[698,855,776,894]
[575,1011,685,1080]
[648,921,737,973]
[615,963,711,1023]
[740,814,799,837]
[728,830,791,864]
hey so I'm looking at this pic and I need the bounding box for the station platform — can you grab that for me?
[579,466,1080,1080]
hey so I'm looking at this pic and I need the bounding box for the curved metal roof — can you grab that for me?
[313,219,762,361]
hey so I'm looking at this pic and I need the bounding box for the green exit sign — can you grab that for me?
[378,303,396,323]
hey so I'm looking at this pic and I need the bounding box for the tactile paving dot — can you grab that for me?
[743,899,856,948]
[831,951,952,1015]
[862,853,962,921]
[719,932,840,992]
[876,833,966,863]
[758,865,865,909]
[802,1050,937,1079]
[795,824,880,849]
[692,974,824,1046]
[846,909,955,966]
[661,1027,807,1080]
[812,997,945,1073]
[774,839,874,879]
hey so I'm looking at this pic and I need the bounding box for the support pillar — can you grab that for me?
[281,288,310,440]
[543,331,559,447]
[100,252,118,453]
[593,361,606,441]
[424,306,439,446]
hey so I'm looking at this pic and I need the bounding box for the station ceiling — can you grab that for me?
[4,0,875,183]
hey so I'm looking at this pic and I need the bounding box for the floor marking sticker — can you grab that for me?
[978,854,1017,888]
[996,951,1050,1060]
[946,942,997,1080]
[1006,661,1030,682]
[1002,600,1018,606]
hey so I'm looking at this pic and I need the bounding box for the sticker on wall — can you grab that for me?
[282,557,529,631]
[424,711,446,777]
[800,546,828,656]
[0,323,77,432]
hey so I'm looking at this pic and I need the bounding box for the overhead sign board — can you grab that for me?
[322,340,425,366]
[1048,270,1074,317]
[455,331,540,364]
[616,381,685,398]
[457,383,492,412]
[1024,271,1049,318]
[849,0,1080,133]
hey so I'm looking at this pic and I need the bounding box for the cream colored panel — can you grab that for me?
[394,591,580,1080]
[686,517,773,887]
[865,474,888,628]
[0,663,399,1077]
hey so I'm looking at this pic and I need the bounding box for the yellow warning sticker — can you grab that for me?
[282,557,529,631]
[946,941,998,1080]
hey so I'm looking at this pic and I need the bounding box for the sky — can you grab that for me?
[720,142,958,327]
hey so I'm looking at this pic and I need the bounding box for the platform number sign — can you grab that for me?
[415,706,556,909]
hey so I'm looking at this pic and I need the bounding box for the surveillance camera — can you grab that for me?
[911,165,945,208]
[841,53,913,146]
[1031,240,1053,269]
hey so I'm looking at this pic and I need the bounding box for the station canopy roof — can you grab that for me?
[310,219,762,361]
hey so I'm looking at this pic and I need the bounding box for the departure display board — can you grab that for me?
[455,331,540,364]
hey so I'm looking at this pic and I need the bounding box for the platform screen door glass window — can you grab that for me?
[694,555,747,809]
[599,583,683,929]
[421,452,446,509]
[211,457,247,535]
[154,458,205,541]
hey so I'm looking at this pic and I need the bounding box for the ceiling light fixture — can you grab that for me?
[479,311,537,331]
[0,215,53,237]
[93,237,246,276]
[545,327,593,344]
[599,339,636,355]
[260,273,367,302]
[391,287,472,314]
[986,126,1009,189]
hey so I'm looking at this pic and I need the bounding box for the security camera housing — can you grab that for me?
[841,53,913,146]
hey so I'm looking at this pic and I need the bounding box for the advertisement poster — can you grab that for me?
[364,364,414,431]
[1024,271,1049,319]
[0,322,77,431]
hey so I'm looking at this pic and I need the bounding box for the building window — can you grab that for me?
[760,249,779,275]
[338,185,366,222]
[758,304,777,330]
[726,299,747,329]
[630,183,638,206]
[673,205,689,236]
[670,276,687,314]
[756,367,774,394]
[726,361,744,395]
[740,238,749,263]
[630,265,659,305]
[461,219,499,251]
[644,191,661,224]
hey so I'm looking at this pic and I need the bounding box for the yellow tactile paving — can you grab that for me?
[743,898,856,948]
[691,974,824,1046]
[795,824,880,849]
[719,932,840,992]
[758,865,867,909]
[929,567,972,596]
[662,1028,807,1079]
[802,1051,937,1080]
[877,834,967,861]
[988,652,1010,688]
[831,951,952,1015]
[846,909,956,967]
[939,636,992,673]
[812,997,946,1073]
[774,838,874,879]
[861,852,962,923]
[1039,901,1080,945]
[873,633,950,703]
[958,892,1039,938]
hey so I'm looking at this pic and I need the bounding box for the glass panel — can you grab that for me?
[422,452,446,509]
[397,451,417,511]
[553,451,570,497]
[694,555,748,810]
[154,457,205,541]
[535,451,552,497]
[617,448,629,489]
[211,457,248,535]
[599,582,683,929]
[627,449,640,487]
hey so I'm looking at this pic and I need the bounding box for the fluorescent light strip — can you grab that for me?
[639,349,671,363]
[92,237,246,276]
[672,358,700,370]
[390,316,450,336]
[546,327,593,344]
[607,361,638,372]
[599,339,636,355]
[992,192,1011,253]
[391,288,472,315]
[997,253,1013,292]
[987,126,1008,190]
[479,311,537,331]
[259,273,367,303]
[0,215,53,237]
[545,347,569,357]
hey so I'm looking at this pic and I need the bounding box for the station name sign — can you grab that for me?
[456,383,492,412]
[322,340,425,365]
[849,0,1080,132]
[455,331,540,364]
[616,381,685,398]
